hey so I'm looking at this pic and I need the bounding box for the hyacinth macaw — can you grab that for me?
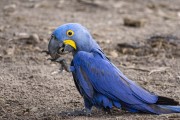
[48,23,180,115]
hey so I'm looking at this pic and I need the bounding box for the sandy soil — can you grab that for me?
[0,0,180,119]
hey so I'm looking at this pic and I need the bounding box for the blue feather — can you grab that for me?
[50,23,180,114]
[72,49,180,114]
[158,105,180,113]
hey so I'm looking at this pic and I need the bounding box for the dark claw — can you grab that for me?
[47,57,71,72]
[47,57,64,62]
[59,59,71,72]
[54,57,65,63]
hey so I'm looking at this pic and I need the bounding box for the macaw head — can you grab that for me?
[48,23,100,59]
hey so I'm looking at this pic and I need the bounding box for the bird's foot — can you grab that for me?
[59,108,91,116]
[48,57,71,72]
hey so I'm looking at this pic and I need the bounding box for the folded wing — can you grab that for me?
[73,51,158,105]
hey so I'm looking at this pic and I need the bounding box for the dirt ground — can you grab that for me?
[0,0,180,119]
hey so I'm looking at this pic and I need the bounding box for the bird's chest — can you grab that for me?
[72,64,94,99]
[71,61,88,97]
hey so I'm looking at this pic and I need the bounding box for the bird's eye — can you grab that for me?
[66,30,74,37]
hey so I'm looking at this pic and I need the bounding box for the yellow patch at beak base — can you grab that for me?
[63,40,76,50]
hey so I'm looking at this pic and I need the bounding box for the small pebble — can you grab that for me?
[29,34,40,44]
[0,26,4,32]
[14,32,30,39]
[3,4,16,13]
[51,70,60,75]
[14,33,40,45]
[34,46,41,52]
[109,50,118,58]
[33,1,50,8]
[124,18,146,27]
[4,46,15,55]
[30,107,38,112]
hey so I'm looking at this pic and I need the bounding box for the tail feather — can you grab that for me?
[156,96,179,105]
[158,105,180,113]
[125,104,180,114]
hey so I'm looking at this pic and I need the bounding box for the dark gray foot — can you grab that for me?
[48,57,71,72]
[55,58,71,72]
[59,108,91,116]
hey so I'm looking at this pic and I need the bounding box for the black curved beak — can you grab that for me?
[48,38,75,60]
[48,38,62,59]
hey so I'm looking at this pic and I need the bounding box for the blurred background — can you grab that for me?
[0,0,180,119]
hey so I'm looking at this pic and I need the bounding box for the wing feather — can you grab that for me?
[73,51,158,104]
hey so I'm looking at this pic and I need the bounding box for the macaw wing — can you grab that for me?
[73,51,158,104]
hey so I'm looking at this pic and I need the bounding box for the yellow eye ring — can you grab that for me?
[66,30,74,37]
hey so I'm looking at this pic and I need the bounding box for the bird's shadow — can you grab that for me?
[57,108,150,117]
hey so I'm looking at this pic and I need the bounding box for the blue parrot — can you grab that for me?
[48,23,180,115]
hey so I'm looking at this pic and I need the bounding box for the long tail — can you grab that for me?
[151,95,180,114]
[124,96,180,114]
[157,105,180,113]
[154,96,180,114]
[125,104,180,114]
